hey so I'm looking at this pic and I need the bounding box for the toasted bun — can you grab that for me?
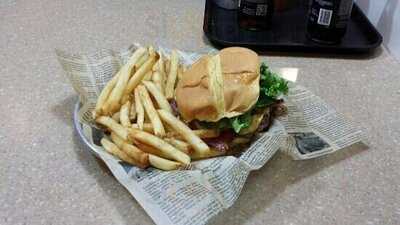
[176,47,260,122]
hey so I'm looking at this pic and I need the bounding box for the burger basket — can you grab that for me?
[58,44,365,225]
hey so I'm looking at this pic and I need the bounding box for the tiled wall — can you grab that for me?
[356,0,400,61]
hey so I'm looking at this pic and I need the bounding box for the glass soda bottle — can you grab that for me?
[238,0,274,30]
[306,0,354,44]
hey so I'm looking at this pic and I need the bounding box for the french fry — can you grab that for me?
[166,129,220,139]
[132,122,172,134]
[96,116,128,141]
[134,88,144,130]
[158,54,165,73]
[123,54,157,102]
[158,54,166,94]
[137,85,165,137]
[129,98,136,120]
[151,71,163,93]
[142,81,172,113]
[164,138,191,155]
[177,65,184,82]
[134,52,149,69]
[102,47,146,114]
[165,58,171,75]
[129,129,191,165]
[148,46,155,55]
[93,73,120,118]
[165,50,179,99]
[152,59,159,71]
[132,123,153,133]
[120,100,131,127]
[110,132,149,166]
[112,112,120,122]
[133,140,169,158]
[143,70,153,81]
[101,138,145,168]
[148,155,181,171]
[157,110,210,154]
[191,148,224,160]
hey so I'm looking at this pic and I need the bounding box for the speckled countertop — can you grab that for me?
[1,1,399,225]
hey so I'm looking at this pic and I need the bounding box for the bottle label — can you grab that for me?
[317,8,333,26]
[309,0,353,28]
[239,0,269,17]
[256,4,268,16]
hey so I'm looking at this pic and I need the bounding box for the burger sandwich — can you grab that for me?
[175,47,288,153]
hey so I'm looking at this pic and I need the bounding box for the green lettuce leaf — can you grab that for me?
[230,111,252,133]
[256,63,288,108]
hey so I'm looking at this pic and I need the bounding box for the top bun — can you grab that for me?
[175,47,260,122]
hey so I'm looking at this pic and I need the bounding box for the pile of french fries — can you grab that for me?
[93,46,222,170]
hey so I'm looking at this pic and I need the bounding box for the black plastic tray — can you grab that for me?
[203,0,382,53]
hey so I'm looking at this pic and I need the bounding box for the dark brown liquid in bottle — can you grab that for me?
[307,0,354,44]
[238,0,274,30]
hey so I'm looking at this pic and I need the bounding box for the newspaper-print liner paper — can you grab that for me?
[57,44,364,225]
